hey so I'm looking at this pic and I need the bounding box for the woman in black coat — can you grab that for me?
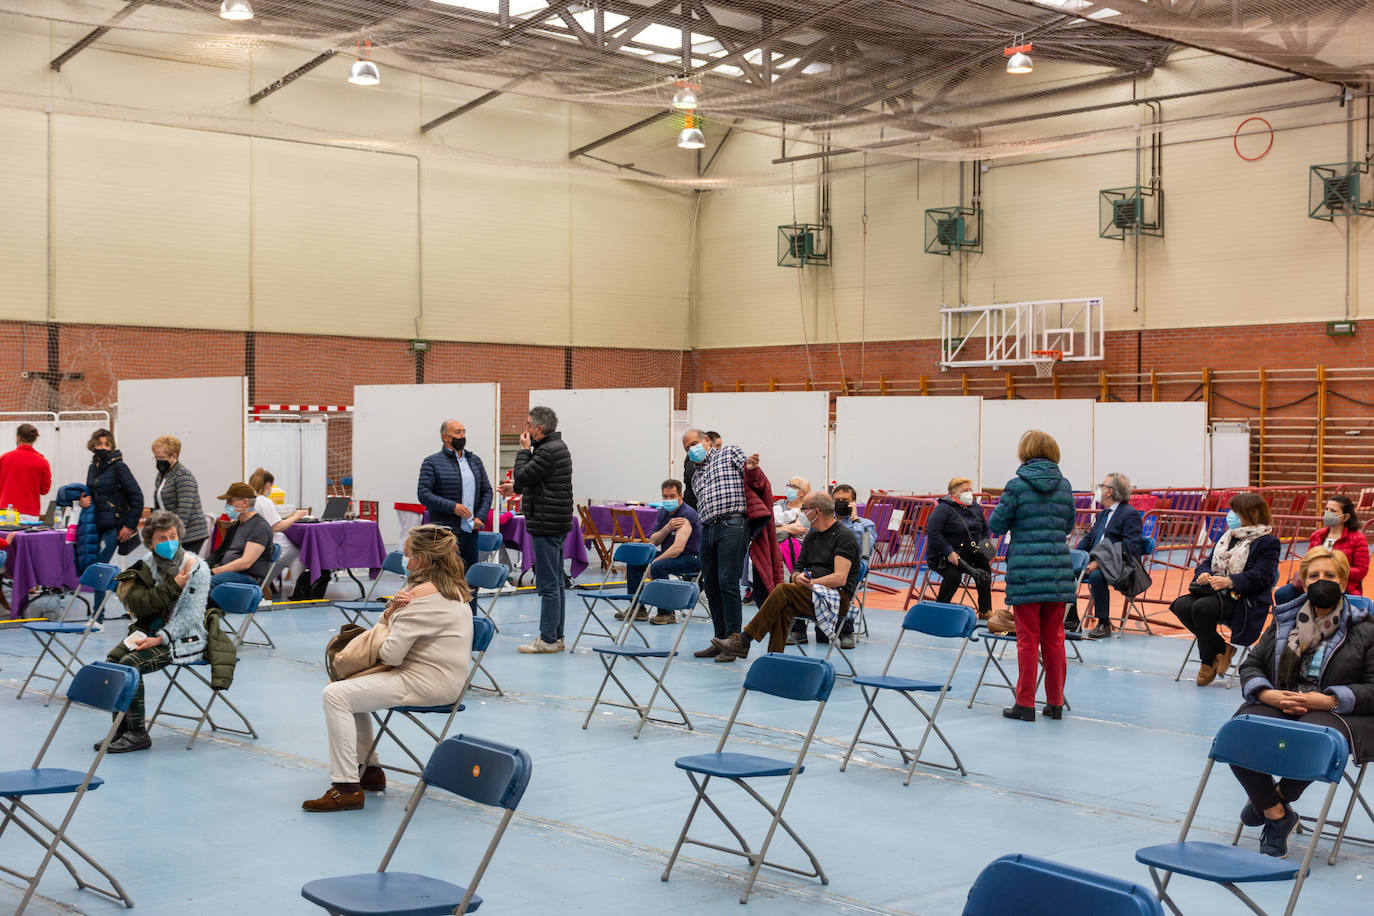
[924,476,993,617]
[80,428,144,565]
[1232,545,1374,858]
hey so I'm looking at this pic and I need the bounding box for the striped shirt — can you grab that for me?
[693,445,747,523]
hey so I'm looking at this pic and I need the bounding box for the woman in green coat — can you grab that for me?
[988,430,1077,722]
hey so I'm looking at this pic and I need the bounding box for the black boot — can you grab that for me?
[1041,704,1064,720]
[93,715,129,752]
[1002,705,1036,722]
[105,728,152,754]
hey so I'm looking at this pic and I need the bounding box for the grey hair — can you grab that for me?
[528,406,558,434]
[807,490,836,517]
[1104,472,1131,503]
[141,509,185,548]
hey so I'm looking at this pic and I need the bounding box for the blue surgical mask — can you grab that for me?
[1225,510,1241,531]
[661,499,679,512]
[785,487,799,500]
[153,540,179,560]
[688,444,707,463]
[225,502,242,519]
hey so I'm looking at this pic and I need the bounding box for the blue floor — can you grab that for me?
[1,577,1371,915]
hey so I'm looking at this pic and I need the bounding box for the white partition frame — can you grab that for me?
[245,417,329,513]
[835,396,982,494]
[980,399,1094,492]
[116,377,246,513]
[687,392,830,494]
[1094,402,1208,489]
[352,384,500,546]
[529,388,674,505]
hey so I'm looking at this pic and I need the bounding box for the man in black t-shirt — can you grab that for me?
[711,491,859,658]
[208,482,274,597]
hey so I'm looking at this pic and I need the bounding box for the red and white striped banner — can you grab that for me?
[251,404,353,414]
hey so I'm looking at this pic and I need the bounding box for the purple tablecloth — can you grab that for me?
[6,529,79,617]
[501,515,588,579]
[585,505,661,539]
[284,520,387,581]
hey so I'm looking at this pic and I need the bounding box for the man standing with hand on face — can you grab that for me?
[418,419,494,572]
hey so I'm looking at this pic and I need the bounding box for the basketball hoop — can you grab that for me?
[1030,349,1062,378]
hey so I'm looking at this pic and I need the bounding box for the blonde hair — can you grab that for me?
[947,477,973,494]
[406,525,472,602]
[152,435,181,457]
[1299,545,1350,587]
[1017,429,1061,464]
[248,467,274,495]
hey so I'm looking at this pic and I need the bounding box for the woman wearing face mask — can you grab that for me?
[248,467,308,597]
[80,428,144,565]
[1232,546,1374,858]
[99,511,209,754]
[304,525,474,812]
[151,436,209,556]
[774,477,812,569]
[1273,495,1368,606]
[1170,492,1281,687]
[924,477,994,619]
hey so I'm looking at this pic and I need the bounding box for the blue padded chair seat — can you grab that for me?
[593,646,674,659]
[581,590,635,601]
[302,872,482,915]
[181,658,242,666]
[1134,843,1298,883]
[982,633,1017,644]
[0,768,106,798]
[675,752,802,779]
[392,704,466,715]
[853,674,943,692]
[22,621,94,634]
[336,601,386,612]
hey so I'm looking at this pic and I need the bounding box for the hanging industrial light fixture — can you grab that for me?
[1004,35,1033,74]
[671,79,699,110]
[220,0,254,21]
[677,112,705,149]
[348,38,381,86]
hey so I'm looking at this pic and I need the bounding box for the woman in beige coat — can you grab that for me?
[303,525,473,812]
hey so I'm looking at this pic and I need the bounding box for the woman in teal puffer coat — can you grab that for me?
[988,430,1077,723]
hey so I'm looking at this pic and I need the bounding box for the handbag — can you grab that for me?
[956,510,997,561]
[325,622,393,681]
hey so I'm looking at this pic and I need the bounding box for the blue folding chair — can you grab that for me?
[0,661,139,915]
[335,550,409,627]
[662,654,835,903]
[570,541,657,650]
[964,853,1163,915]
[582,579,701,739]
[841,600,978,782]
[16,562,119,706]
[467,561,510,637]
[792,561,867,678]
[146,583,259,749]
[361,616,496,778]
[216,559,275,648]
[302,734,532,916]
[1135,715,1349,916]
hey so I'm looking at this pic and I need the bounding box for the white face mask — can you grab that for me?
[958,490,974,506]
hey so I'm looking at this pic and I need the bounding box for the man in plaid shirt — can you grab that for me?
[683,428,756,662]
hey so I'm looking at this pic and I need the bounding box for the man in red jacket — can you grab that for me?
[0,424,52,516]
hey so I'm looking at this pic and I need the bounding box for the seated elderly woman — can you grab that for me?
[100,509,211,754]
[1233,545,1374,857]
[303,525,473,813]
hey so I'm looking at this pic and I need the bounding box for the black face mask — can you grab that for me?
[1306,579,1343,608]
[155,459,172,475]
[92,448,110,461]
[449,437,466,453]
[834,499,852,518]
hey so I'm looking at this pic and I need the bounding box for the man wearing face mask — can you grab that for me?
[830,483,876,648]
[207,482,275,594]
[626,479,702,622]
[1074,472,1145,639]
[418,419,494,572]
[682,428,755,661]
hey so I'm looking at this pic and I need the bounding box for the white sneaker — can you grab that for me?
[517,638,563,654]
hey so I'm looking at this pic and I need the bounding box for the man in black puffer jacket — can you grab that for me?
[499,405,574,654]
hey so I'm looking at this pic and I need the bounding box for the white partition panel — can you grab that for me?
[353,384,500,546]
[529,388,674,504]
[1094,402,1208,489]
[245,418,328,513]
[835,396,982,494]
[980,399,1094,492]
[116,377,246,512]
[687,392,830,494]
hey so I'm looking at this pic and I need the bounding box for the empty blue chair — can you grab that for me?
[662,654,835,903]
[1135,715,1349,916]
[841,600,978,783]
[467,561,510,638]
[570,541,658,649]
[16,562,119,706]
[336,550,410,627]
[361,616,496,779]
[147,583,259,749]
[582,579,701,739]
[964,854,1163,915]
[0,661,140,914]
[302,734,532,916]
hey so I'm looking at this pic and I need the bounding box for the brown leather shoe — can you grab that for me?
[694,644,722,658]
[1214,645,1237,678]
[1196,663,1217,687]
[302,784,364,812]
[360,766,386,792]
[710,633,750,659]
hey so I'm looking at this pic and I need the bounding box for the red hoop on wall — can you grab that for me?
[1234,116,1274,161]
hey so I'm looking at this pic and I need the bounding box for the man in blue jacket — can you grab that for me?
[1075,471,1144,639]
[417,419,494,571]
